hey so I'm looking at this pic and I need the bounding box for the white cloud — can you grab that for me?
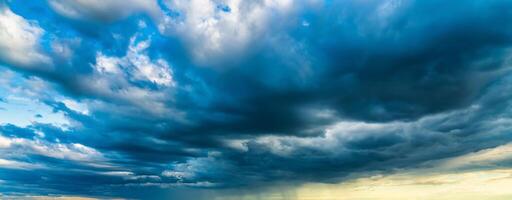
[223,139,249,152]
[251,121,405,156]
[50,38,81,60]
[0,134,106,170]
[0,158,43,170]
[100,171,134,177]
[161,170,193,181]
[17,139,102,162]
[0,134,103,163]
[247,104,487,157]
[84,35,182,118]
[94,53,122,74]
[101,171,161,181]
[62,99,89,115]
[127,38,175,87]
[160,0,295,64]
[162,152,228,184]
[76,76,176,117]
[93,37,175,87]
[0,6,51,68]
[0,136,11,148]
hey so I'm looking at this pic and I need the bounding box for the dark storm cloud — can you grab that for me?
[151,0,512,145]
[1,0,512,199]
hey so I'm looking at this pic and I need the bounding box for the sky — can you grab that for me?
[1,0,512,199]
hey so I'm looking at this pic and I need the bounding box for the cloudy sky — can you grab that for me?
[1,0,512,199]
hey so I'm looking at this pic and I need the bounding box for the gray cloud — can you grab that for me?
[1,0,512,199]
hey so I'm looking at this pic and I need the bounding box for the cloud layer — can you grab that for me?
[1,0,512,199]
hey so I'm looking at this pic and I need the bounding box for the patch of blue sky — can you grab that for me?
[0,68,70,128]
[217,4,231,13]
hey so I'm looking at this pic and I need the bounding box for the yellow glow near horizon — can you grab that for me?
[286,143,512,200]
[212,144,512,200]
[294,169,512,200]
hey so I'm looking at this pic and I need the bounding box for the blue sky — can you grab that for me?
[1,0,512,199]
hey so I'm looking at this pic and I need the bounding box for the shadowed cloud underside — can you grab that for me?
[1,0,512,199]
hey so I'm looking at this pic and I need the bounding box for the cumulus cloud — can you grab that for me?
[0,6,51,68]
[93,36,176,87]
[160,0,293,64]
[2,0,512,199]
[81,35,178,117]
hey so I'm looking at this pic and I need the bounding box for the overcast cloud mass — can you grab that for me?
[1,0,512,199]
